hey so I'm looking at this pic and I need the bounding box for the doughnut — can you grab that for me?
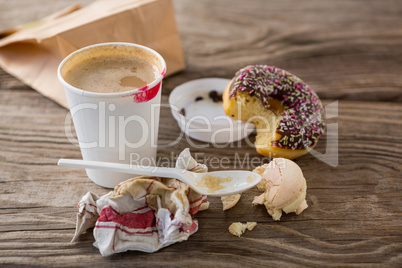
[223,65,325,159]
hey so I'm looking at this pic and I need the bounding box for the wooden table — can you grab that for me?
[1,0,401,267]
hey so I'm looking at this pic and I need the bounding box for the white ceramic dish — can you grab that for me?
[169,78,255,143]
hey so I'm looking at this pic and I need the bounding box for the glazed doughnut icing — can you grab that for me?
[223,65,325,159]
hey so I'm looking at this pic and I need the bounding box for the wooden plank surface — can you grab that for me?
[0,0,401,267]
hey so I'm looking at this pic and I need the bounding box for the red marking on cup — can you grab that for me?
[138,85,148,91]
[122,70,165,103]
[123,81,161,103]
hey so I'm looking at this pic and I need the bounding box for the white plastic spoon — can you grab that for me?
[58,159,261,197]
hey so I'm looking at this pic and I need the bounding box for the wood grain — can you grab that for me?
[0,0,401,267]
[170,0,402,102]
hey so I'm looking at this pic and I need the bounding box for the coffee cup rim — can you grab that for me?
[57,42,167,98]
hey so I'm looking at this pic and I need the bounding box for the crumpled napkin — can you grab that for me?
[71,148,209,256]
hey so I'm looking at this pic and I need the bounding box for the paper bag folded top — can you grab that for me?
[0,0,185,108]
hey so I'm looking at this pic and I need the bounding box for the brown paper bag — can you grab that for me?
[0,0,185,109]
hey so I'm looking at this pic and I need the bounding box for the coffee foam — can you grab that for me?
[60,44,163,93]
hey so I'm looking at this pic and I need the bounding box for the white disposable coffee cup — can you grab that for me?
[58,42,166,188]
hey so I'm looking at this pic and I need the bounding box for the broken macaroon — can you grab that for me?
[252,158,308,221]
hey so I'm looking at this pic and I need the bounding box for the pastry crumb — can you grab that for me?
[199,201,210,211]
[221,194,241,211]
[228,222,246,237]
[246,222,257,231]
[228,222,257,237]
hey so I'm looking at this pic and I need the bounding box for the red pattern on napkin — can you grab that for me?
[71,149,209,256]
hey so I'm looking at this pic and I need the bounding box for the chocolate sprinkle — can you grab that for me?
[229,65,326,150]
[209,90,223,103]
[195,96,204,102]
[180,107,186,116]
